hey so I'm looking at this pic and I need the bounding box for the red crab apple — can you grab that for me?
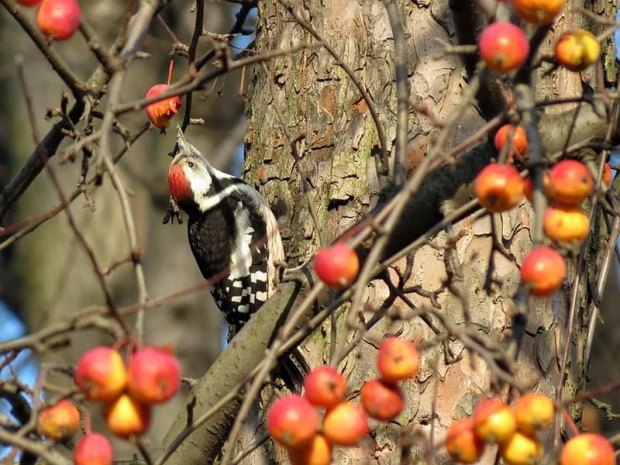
[288,433,332,465]
[478,22,530,73]
[474,163,524,213]
[513,393,554,436]
[37,0,82,41]
[360,378,405,421]
[548,159,593,204]
[500,431,544,465]
[16,0,41,6]
[303,366,346,409]
[494,125,528,158]
[73,433,113,465]
[127,346,181,404]
[267,395,318,448]
[513,0,566,24]
[314,243,359,289]
[37,399,80,441]
[603,163,612,185]
[75,347,127,402]
[520,247,566,297]
[376,337,420,382]
[145,84,183,129]
[322,401,369,446]
[473,398,517,444]
[445,418,486,464]
[103,394,151,438]
[560,433,615,465]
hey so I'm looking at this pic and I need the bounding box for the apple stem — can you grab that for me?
[84,415,92,435]
[156,14,181,45]
[561,409,580,437]
[167,59,174,87]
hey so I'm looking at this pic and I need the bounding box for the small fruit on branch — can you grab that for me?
[303,366,347,409]
[543,204,590,244]
[559,433,615,465]
[555,29,600,72]
[499,431,544,465]
[267,395,319,448]
[73,433,113,465]
[445,418,486,464]
[478,22,530,73]
[314,243,359,289]
[520,247,566,297]
[37,399,80,441]
[127,346,181,404]
[75,347,127,402]
[474,163,525,213]
[360,378,405,421]
[494,125,528,158]
[16,0,42,6]
[288,433,332,465]
[103,394,151,438]
[322,401,369,446]
[548,159,593,204]
[473,398,517,444]
[37,0,82,41]
[513,393,554,435]
[376,337,421,382]
[145,84,183,129]
[512,0,566,25]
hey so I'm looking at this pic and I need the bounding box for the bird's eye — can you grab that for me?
[187,161,195,169]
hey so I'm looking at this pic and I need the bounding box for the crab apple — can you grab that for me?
[377,337,420,382]
[555,30,600,72]
[524,171,553,203]
[549,159,593,204]
[543,204,590,244]
[520,247,566,297]
[314,243,359,289]
[75,347,127,402]
[103,394,151,438]
[513,393,554,435]
[494,125,528,158]
[445,418,486,464]
[322,401,369,446]
[478,22,530,73]
[303,366,346,409]
[267,395,318,448]
[145,84,183,129]
[473,398,517,444]
[127,346,181,404]
[288,434,332,465]
[499,431,544,465]
[603,163,612,185]
[474,163,525,213]
[560,433,615,465]
[37,0,82,41]
[360,378,405,421]
[513,0,566,25]
[37,400,80,441]
[73,433,113,465]
[16,0,41,6]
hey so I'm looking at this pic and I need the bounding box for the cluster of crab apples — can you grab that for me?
[476,125,611,298]
[446,394,615,465]
[479,0,600,74]
[36,345,181,465]
[267,336,420,465]
[16,0,82,41]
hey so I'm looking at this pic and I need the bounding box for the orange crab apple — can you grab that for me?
[474,163,525,213]
[288,433,332,465]
[473,398,517,444]
[75,347,127,402]
[513,393,554,435]
[478,22,530,73]
[267,395,318,448]
[555,30,600,72]
[73,433,113,465]
[37,0,82,41]
[520,247,566,297]
[543,204,590,244]
[494,125,528,158]
[560,433,615,465]
[103,394,151,438]
[37,400,80,441]
[322,401,369,446]
[500,431,544,465]
[377,337,421,382]
[360,378,405,421]
[603,163,612,185]
[549,159,593,204]
[314,243,359,289]
[513,0,566,24]
[445,418,486,464]
[127,346,181,405]
[145,84,183,129]
[303,366,346,409]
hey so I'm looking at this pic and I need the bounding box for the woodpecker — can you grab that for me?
[167,129,285,338]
